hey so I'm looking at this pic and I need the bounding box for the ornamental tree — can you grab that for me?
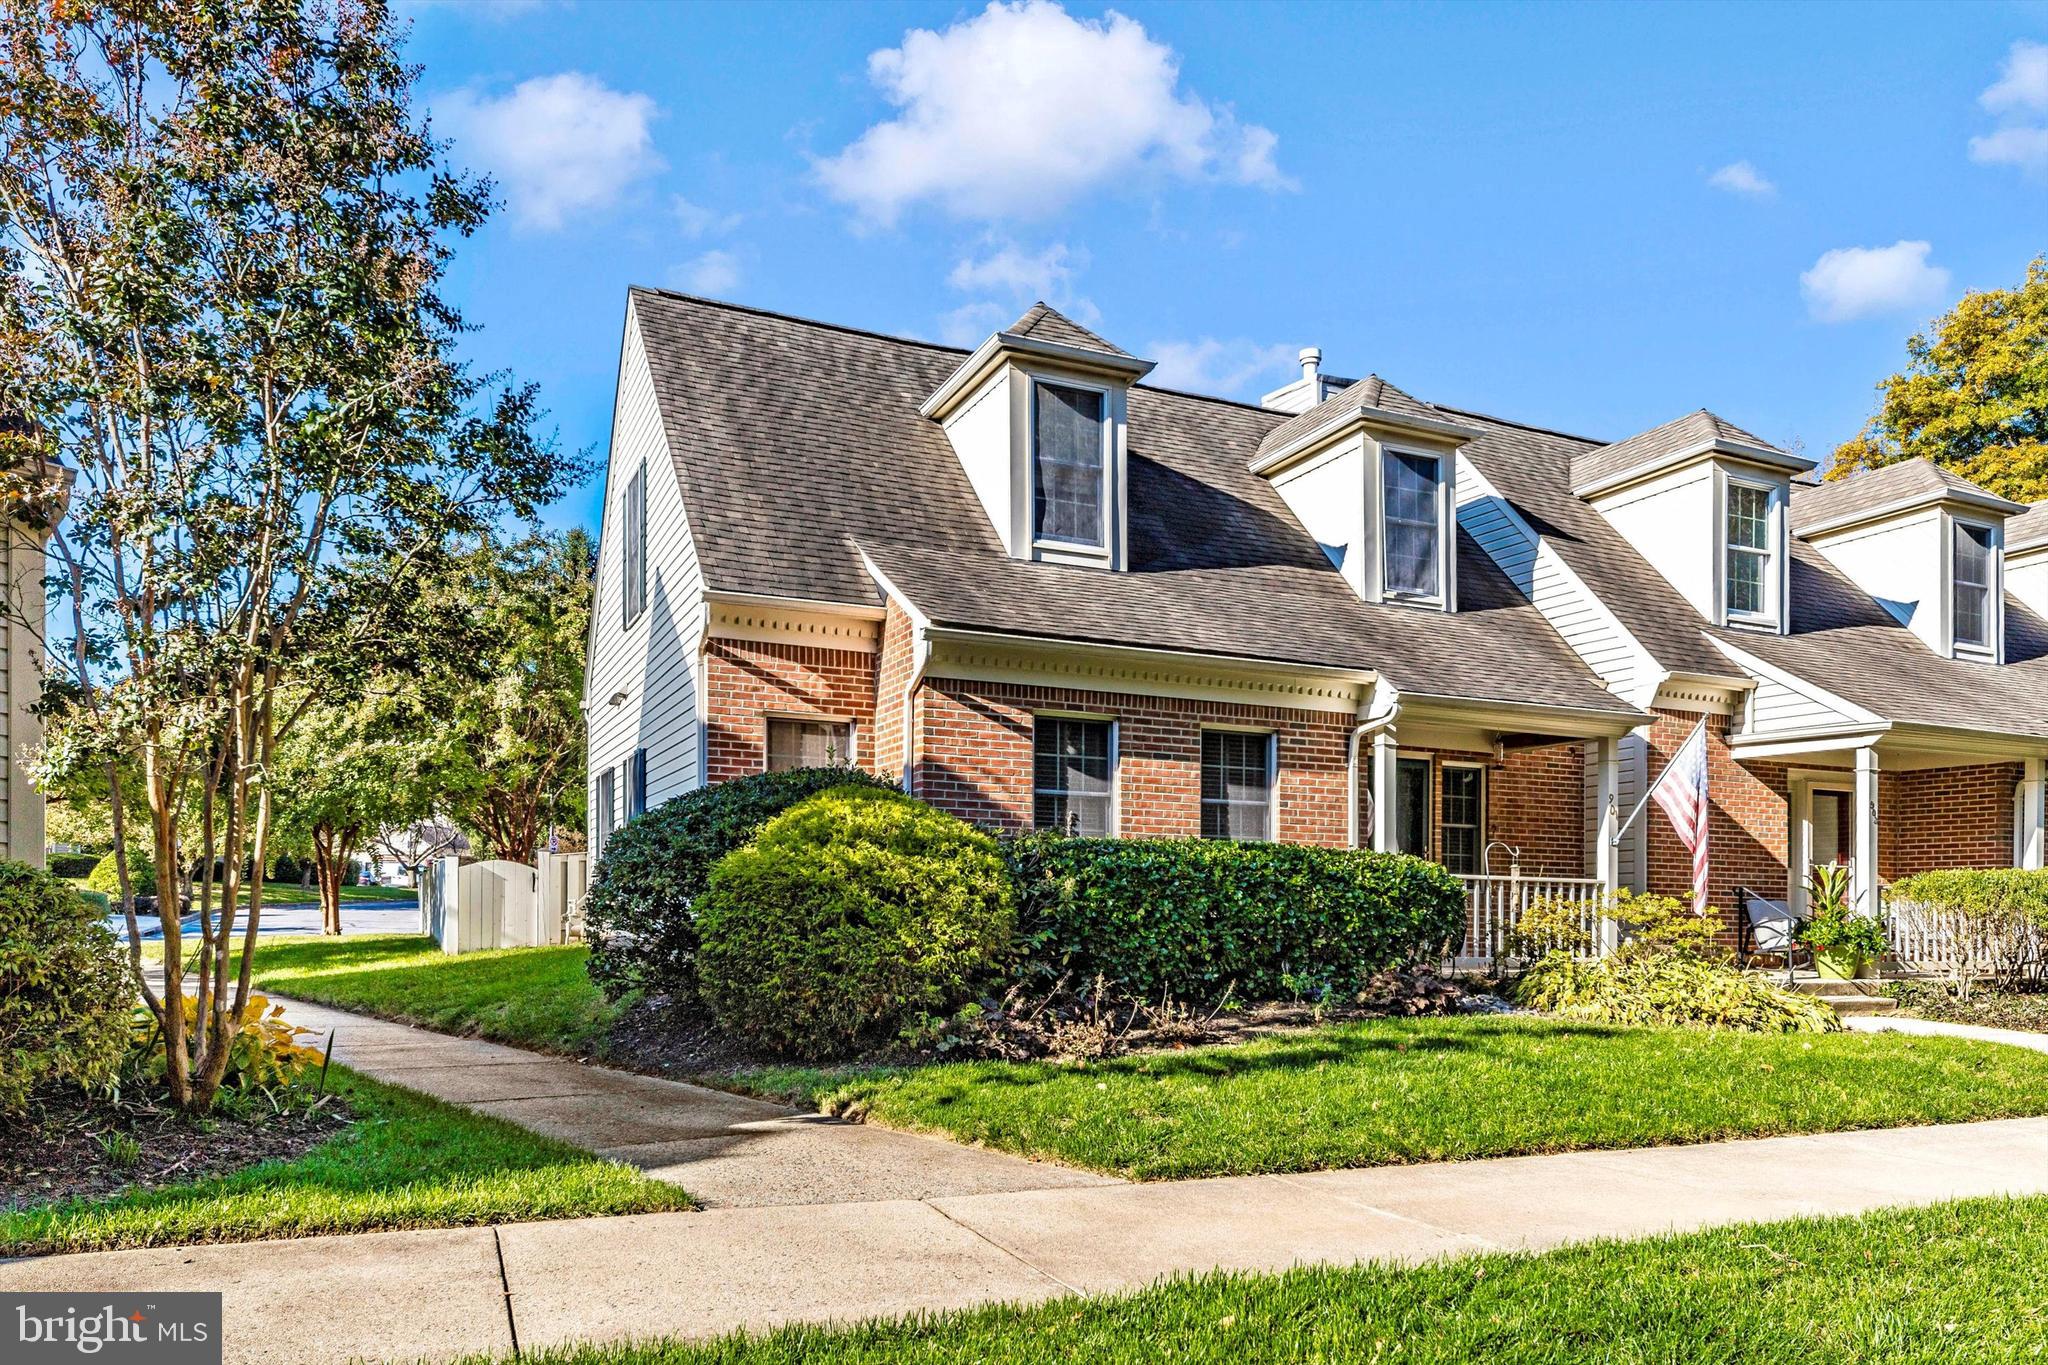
[1831,256,2048,500]
[0,0,576,1111]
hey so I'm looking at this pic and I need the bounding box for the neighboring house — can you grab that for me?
[583,289,2048,944]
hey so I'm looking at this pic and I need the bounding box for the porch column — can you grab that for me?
[1593,736,1621,893]
[1853,746,1881,917]
[2022,758,2046,870]
[1371,727,1400,852]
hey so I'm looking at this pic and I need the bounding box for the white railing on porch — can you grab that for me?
[1457,873,1610,969]
[1886,895,2047,981]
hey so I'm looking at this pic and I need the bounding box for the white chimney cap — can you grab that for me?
[1298,347,1322,383]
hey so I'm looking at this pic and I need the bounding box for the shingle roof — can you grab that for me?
[1253,374,1454,462]
[1006,302,1132,357]
[2010,501,2048,553]
[1790,459,2027,535]
[629,287,1636,719]
[1570,410,1794,494]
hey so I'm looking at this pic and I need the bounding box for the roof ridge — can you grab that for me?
[1433,404,1607,447]
[629,285,971,358]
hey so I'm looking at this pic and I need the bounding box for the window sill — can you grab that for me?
[1722,615,1780,634]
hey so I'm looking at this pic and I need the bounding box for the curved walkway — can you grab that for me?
[1846,1012,2048,1053]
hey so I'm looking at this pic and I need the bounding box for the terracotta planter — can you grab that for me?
[1813,947,1869,981]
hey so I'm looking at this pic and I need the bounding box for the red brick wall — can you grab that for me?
[914,678,1358,843]
[702,639,879,783]
[1640,709,1789,941]
[1490,744,1586,877]
[1886,763,2019,875]
[871,604,915,785]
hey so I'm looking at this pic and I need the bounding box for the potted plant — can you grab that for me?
[1798,862,1887,980]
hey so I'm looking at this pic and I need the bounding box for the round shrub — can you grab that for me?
[1514,949,1839,1033]
[0,860,132,1117]
[694,787,1014,1058]
[47,851,100,880]
[582,765,896,998]
[84,845,156,899]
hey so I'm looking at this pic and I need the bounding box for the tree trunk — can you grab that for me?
[312,822,356,936]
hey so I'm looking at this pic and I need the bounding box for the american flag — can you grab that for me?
[1650,718,1712,915]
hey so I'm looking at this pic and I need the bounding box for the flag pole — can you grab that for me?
[1610,716,1709,846]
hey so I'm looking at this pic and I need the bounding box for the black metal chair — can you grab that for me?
[1736,886,1808,980]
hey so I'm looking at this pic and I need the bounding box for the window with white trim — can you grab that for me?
[1382,451,1442,599]
[1954,521,1994,650]
[1032,383,1106,547]
[1724,481,1772,621]
[621,461,647,627]
[767,718,851,771]
[1440,764,1485,875]
[1201,731,1273,841]
[594,768,617,858]
[1033,717,1113,835]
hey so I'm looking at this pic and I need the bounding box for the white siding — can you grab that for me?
[1271,437,1367,596]
[1590,463,1718,623]
[1457,458,1658,700]
[941,369,1015,554]
[1746,673,1857,734]
[1806,508,1948,657]
[585,301,705,852]
[2011,553,2048,619]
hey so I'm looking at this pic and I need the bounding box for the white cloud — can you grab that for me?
[1145,338,1298,398]
[672,195,741,239]
[437,73,663,230]
[938,301,1012,347]
[676,249,741,296]
[1981,39,2048,114]
[1970,124,2048,176]
[1707,160,1774,196]
[1800,241,1951,323]
[815,0,1292,225]
[947,241,1081,298]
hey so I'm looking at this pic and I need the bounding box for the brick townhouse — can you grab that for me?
[585,288,2048,945]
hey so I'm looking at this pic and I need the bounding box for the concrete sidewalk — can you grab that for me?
[272,996,1112,1208]
[10,1115,2048,1364]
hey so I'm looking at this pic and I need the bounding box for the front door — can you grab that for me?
[1796,783,1854,915]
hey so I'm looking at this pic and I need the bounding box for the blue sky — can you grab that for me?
[402,0,2048,534]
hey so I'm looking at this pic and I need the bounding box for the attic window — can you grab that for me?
[1032,382,1106,548]
[1955,521,1995,650]
[1725,481,1773,622]
[1382,451,1443,599]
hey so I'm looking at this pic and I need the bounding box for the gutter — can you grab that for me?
[1346,699,1401,849]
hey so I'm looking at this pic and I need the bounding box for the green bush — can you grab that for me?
[582,765,897,998]
[1003,834,1466,1002]
[1890,868,2048,925]
[84,846,156,899]
[1888,867,2048,989]
[47,852,100,879]
[695,787,1014,1058]
[1514,949,1839,1033]
[0,860,133,1117]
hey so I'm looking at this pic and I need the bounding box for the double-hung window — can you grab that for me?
[1382,452,1442,599]
[629,749,648,819]
[1033,717,1113,835]
[767,718,851,771]
[1440,765,1485,875]
[1032,383,1106,547]
[621,461,647,626]
[1201,731,1272,841]
[594,768,617,858]
[1954,521,1995,650]
[1724,482,1772,622]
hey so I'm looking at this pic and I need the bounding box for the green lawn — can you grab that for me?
[0,1068,689,1256]
[486,1195,2048,1364]
[742,1015,2048,1180]
[248,933,623,1053]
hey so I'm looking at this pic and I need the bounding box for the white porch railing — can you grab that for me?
[1886,895,2047,982]
[1457,873,1610,970]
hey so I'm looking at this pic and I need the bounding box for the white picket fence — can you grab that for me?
[1456,874,1610,969]
[1886,895,2047,982]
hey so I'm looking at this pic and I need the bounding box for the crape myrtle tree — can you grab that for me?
[1831,256,2048,500]
[0,0,575,1112]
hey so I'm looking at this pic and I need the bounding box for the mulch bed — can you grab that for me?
[0,1091,354,1212]
[1886,979,2048,1034]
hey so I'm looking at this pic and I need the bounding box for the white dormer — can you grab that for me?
[1791,460,2027,662]
[1572,411,1812,634]
[922,304,1153,571]
[2008,502,2048,619]
[1250,373,1481,611]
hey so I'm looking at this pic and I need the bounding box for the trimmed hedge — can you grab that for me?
[695,787,1014,1058]
[582,765,897,997]
[1003,834,1465,1002]
[0,860,132,1116]
[1890,868,2048,925]
[47,852,100,880]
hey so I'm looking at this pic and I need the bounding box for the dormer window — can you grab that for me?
[1954,520,1995,651]
[1382,450,1444,600]
[1724,480,1775,623]
[1032,381,1107,549]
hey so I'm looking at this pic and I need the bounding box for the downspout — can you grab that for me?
[1346,700,1401,849]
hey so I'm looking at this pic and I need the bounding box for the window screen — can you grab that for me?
[595,768,617,858]
[1201,731,1272,840]
[1440,765,1485,875]
[1395,756,1432,857]
[766,718,851,771]
[1033,717,1113,835]
[630,748,647,818]
[1726,483,1771,618]
[1955,522,1994,648]
[1383,452,1441,597]
[622,462,647,627]
[1032,384,1105,545]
